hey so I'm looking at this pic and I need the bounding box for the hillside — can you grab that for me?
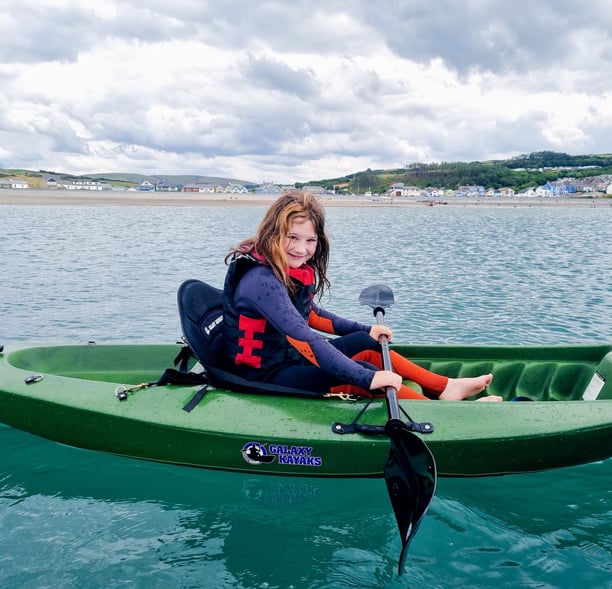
[0,169,254,189]
[3,151,612,192]
[91,172,256,187]
[299,151,612,193]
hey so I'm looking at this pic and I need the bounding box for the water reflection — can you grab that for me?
[1,426,610,588]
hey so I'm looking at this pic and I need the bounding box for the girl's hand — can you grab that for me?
[370,370,402,391]
[369,325,393,342]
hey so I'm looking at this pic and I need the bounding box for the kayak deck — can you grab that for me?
[6,342,611,400]
[0,343,611,477]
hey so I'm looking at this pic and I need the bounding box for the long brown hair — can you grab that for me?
[227,192,330,297]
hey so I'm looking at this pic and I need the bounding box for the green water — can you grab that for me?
[1,426,610,588]
[1,204,611,587]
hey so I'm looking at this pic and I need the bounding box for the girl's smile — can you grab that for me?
[284,219,317,268]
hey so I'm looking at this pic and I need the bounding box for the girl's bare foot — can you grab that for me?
[439,374,497,401]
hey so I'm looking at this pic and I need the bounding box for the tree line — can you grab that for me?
[303,151,612,193]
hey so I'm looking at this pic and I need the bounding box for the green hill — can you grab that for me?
[3,151,612,192]
[0,169,255,189]
[91,173,255,187]
[299,151,612,193]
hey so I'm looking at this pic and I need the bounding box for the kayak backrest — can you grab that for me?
[177,279,324,398]
[177,279,225,368]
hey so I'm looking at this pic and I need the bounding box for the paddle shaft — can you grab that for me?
[374,307,402,421]
[360,286,437,575]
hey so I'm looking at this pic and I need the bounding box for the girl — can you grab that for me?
[221,192,501,401]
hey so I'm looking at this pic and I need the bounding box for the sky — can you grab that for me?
[1,1,611,184]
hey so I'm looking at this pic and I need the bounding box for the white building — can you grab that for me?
[0,179,29,189]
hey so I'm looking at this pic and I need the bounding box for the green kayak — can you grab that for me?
[1,342,610,477]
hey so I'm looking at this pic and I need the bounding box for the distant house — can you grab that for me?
[591,175,612,191]
[61,180,104,191]
[389,182,404,197]
[517,188,537,197]
[255,182,282,194]
[182,183,216,193]
[541,180,576,197]
[225,182,248,194]
[457,185,485,197]
[301,185,326,196]
[0,178,29,189]
[136,180,155,191]
[423,187,444,198]
[388,183,421,197]
[154,180,181,192]
[536,186,553,197]
[42,174,61,188]
[404,185,422,197]
[543,181,564,196]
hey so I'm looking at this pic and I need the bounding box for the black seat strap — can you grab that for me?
[173,345,193,373]
[182,385,211,412]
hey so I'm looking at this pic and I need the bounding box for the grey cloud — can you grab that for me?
[1,3,186,64]
[1,0,369,65]
[239,55,320,99]
[6,0,611,80]
[3,0,612,181]
[1,8,88,63]
[358,0,612,77]
[169,1,369,55]
[422,115,548,163]
[0,120,87,167]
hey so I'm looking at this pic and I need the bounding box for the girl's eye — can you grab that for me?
[286,235,317,243]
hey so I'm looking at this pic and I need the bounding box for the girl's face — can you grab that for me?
[284,218,317,268]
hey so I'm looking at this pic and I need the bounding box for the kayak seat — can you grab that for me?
[177,279,324,398]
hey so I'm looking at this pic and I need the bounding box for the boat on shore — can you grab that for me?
[1,342,610,477]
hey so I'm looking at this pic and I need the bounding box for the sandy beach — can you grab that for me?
[0,189,610,208]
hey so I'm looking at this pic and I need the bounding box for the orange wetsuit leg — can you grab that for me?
[351,349,449,398]
[329,347,429,400]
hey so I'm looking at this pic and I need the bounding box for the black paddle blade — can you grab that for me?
[384,418,437,575]
[359,284,395,310]
[358,283,437,574]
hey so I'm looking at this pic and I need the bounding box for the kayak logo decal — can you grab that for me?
[241,442,276,465]
[241,441,323,467]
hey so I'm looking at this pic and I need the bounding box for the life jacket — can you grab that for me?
[222,251,315,380]
[176,278,325,402]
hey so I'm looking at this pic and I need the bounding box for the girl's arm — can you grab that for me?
[308,301,370,336]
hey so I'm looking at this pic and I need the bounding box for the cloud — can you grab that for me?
[1,0,612,183]
[240,54,320,99]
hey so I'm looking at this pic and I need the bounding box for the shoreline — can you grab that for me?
[1,188,610,208]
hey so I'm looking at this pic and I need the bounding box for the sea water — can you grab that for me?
[0,203,611,588]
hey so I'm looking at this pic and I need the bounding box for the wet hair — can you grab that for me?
[227,191,330,297]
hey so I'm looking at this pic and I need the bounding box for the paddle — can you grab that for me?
[359,284,437,575]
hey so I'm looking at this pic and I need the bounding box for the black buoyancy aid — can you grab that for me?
[222,251,314,379]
